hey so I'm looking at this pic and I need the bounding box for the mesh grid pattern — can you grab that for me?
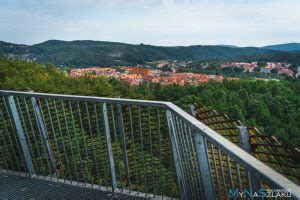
[194,104,299,184]
[0,173,147,200]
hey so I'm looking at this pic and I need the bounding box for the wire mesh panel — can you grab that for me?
[0,90,299,200]
[167,105,299,200]
[0,92,179,199]
[0,96,27,174]
[194,104,300,185]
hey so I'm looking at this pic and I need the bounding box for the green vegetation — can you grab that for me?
[263,43,300,51]
[2,40,300,67]
[1,57,299,149]
[1,58,299,197]
[0,58,178,196]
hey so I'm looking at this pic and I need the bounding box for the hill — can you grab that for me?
[0,40,286,67]
[263,43,300,51]
[1,58,299,150]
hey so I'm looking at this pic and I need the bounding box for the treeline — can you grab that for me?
[1,58,299,148]
[1,40,296,67]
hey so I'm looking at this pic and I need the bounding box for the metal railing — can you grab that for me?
[0,90,299,199]
[190,104,300,184]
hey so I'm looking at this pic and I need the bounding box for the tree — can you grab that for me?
[228,105,244,120]
[1,58,299,149]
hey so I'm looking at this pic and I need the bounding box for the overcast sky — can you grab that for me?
[1,0,300,46]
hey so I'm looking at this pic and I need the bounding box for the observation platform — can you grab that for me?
[0,172,147,199]
[0,90,299,200]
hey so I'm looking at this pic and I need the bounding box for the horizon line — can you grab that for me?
[1,39,300,48]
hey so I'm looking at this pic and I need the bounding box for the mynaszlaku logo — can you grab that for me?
[229,189,292,198]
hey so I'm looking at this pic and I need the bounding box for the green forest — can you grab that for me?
[2,40,300,67]
[1,57,299,149]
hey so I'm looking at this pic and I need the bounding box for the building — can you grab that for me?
[119,74,143,85]
[70,67,118,77]
[278,68,294,77]
[220,62,257,72]
[260,66,273,74]
[129,68,152,76]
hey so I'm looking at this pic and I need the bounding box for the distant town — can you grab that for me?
[221,62,295,76]
[69,60,300,85]
[3,51,300,84]
[70,66,226,86]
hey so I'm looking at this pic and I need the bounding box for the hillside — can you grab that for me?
[228,50,300,66]
[263,43,300,51]
[0,40,285,67]
[1,58,299,150]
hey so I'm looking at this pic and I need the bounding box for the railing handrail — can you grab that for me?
[0,90,167,107]
[166,102,300,198]
[1,90,299,198]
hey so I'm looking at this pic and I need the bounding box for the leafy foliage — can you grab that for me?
[1,57,299,149]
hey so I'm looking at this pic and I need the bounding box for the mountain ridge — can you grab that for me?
[263,43,300,51]
[1,40,300,67]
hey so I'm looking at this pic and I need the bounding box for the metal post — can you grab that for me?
[7,96,35,176]
[189,104,197,117]
[166,110,187,200]
[31,97,57,177]
[193,132,216,200]
[189,104,215,199]
[117,104,131,190]
[102,103,117,191]
[237,126,251,153]
[237,126,261,193]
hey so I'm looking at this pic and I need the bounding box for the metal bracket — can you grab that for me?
[237,125,251,153]
[31,97,57,177]
[8,95,35,176]
[166,110,188,199]
[102,103,117,191]
[237,125,261,192]
[117,104,131,190]
[193,132,216,200]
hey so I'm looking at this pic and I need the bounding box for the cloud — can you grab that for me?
[0,0,300,46]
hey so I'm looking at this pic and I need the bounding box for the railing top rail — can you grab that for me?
[0,90,167,107]
[1,90,299,198]
[165,102,300,198]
